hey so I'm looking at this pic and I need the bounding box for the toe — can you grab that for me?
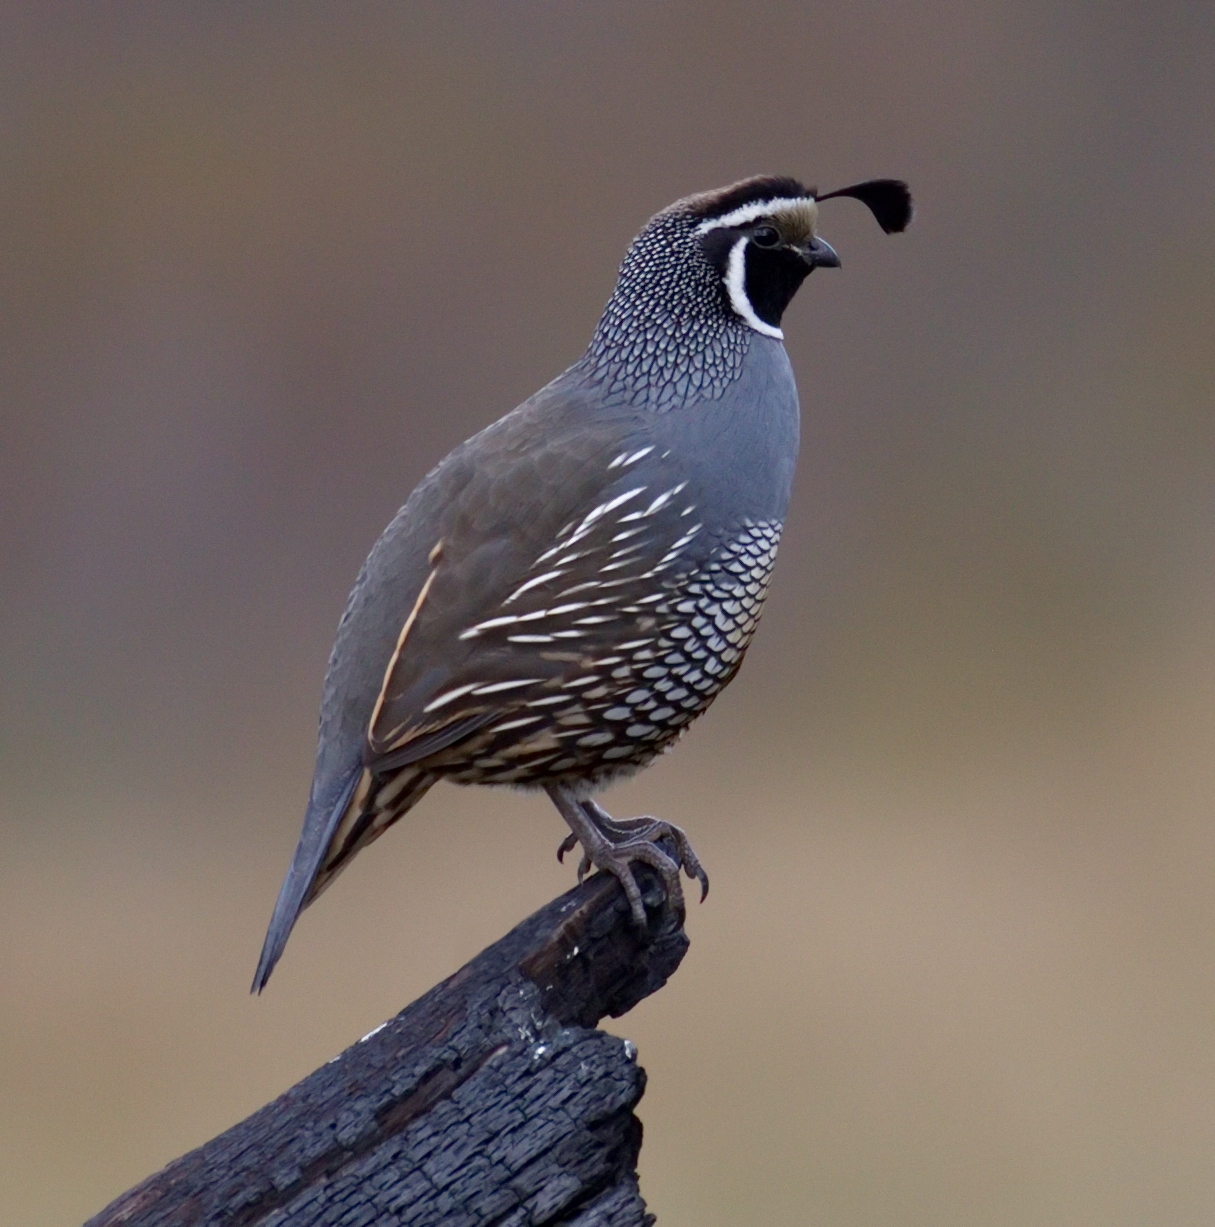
[606,861,648,926]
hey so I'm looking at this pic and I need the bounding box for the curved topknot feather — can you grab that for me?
[816,179,914,234]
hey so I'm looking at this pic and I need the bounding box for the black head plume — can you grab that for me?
[815,179,913,234]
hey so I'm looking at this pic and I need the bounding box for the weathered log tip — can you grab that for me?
[519,852,691,1029]
[86,847,691,1227]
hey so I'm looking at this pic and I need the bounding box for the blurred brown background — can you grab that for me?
[3,3,1215,1223]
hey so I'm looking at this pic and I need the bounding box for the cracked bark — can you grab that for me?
[86,854,689,1227]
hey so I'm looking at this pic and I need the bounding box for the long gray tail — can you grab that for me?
[251,766,436,992]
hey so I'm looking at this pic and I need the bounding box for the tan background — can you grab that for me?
[4,3,1215,1223]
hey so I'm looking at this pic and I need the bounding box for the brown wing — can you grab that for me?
[361,409,704,776]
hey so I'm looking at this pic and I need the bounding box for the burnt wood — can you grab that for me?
[87,857,688,1227]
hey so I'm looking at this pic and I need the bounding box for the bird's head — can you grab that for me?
[681,174,914,338]
[588,173,913,404]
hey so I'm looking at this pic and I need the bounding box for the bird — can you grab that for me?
[252,173,912,991]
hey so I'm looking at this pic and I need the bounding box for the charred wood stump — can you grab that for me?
[87,853,689,1227]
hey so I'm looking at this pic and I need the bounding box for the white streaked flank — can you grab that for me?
[470,678,544,695]
[618,481,693,522]
[570,486,646,537]
[641,482,687,516]
[545,601,591,616]
[488,715,546,732]
[504,570,565,604]
[422,682,481,712]
[607,445,655,470]
[530,485,646,565]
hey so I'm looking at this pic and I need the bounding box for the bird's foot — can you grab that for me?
[582,799,710,904]
[550,788,709,927]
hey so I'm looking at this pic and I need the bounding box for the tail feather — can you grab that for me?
[251,766,436,992]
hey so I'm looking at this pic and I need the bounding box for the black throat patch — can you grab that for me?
[743,244,812,329]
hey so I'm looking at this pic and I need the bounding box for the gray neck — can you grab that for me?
[582,210,752,411]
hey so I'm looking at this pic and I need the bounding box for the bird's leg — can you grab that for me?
[546,783,684,926]
[580,798,710,903]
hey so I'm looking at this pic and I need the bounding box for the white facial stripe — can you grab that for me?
[724,237,784,339]
[693,196,816,235]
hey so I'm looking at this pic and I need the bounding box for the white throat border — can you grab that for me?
[724,236,784,340]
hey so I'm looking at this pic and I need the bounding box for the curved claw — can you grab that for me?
[559,831,594,885]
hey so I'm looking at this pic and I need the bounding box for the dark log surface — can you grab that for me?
[87,857,689,1227]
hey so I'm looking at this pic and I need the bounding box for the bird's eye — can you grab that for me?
[751,225,780,248]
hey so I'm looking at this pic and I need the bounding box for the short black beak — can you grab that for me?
[801,236,841,270]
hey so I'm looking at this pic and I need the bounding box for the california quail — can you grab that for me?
[253,174,912,990]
